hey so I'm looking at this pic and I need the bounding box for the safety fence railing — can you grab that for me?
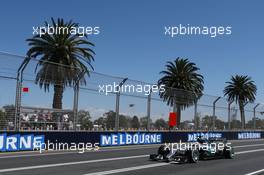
[0,51,264,131]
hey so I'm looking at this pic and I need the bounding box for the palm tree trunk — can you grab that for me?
[239,102,245,129]
[172,96,181,128]
[53,84,63,109]
[173,97,177,113]
[176,104,181,128]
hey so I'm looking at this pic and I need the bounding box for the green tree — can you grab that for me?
[224,75,257,129]
[3,105,15,129]
[0,109,7,130]
[140,116,153,129]
[103,111,115,129]
[246,118,264,129]
[119,115,130,129]
[26,18,95,109]
[201,115,226,130]
[131,116,140,129]
[78,110,93,130]
[158,58,204,126]
[154,118,168,130]
[201,115,212,129]
[231,120,242,129]
[215,118,226,130]
[101,110,131,130]
[94,117,106,128]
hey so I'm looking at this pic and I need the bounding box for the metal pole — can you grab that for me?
[147,90,152,131]
[228,100,234,130]
[17,64,29,131]
[194,100,198,131]
[115,78,128,131]
[242,102,249,130]
[212,97,221,130]
[14,72,20,131]
[253,103,260,130]
[75,83,80,130]
[14,57,30,131]
[73,71,85,131]
[115,92,120,131]
[17,78,22,131]
[73,86,77,130]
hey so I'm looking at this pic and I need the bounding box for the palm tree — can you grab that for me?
[223,75,257,129]
[26,18,95,109]
[158,58,204,127]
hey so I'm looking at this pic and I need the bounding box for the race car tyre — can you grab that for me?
[187,150,199,163]
[224,147,234,159]
[158,145,170,159]
[149,154,158,160]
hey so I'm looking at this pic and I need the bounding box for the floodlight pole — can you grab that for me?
[115,78,128,131]
[14,72,21,131]
[227,100,234,130]
[212,97,221,131]
[147,89,152,131]
[73,71,85,131]
[241,102,249,130]
[253,103,260,130]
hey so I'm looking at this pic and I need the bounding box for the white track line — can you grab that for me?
[0,151,77,159]
[83,163,168,175]
[236,149,264,155]
[0,155,148,173]
[0,145,158,159]
[234,143,264,148]
[245,169,264,175]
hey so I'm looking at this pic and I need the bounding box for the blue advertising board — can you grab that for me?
[0,131,263,151]
[187,132,223,142]
[100,133,162,146]
[0,133,45,152]
[237,132,261,140]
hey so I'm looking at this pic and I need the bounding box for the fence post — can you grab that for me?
[228,100,234,130]
[212,97,221,130]
[14,57,30,131]
[253,103,260,130]
[115,78,128,131]
[73,71,85,131]
[73,84,80,131]
[115,92,120,131]
[14,74,21,131]
[147,91,152,131]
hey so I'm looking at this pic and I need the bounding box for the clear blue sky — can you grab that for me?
[0,0,264,119]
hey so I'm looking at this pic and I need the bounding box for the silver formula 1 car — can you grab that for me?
[149,137,234,163]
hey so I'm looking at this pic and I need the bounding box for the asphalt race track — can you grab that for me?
[0,140,264,175]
